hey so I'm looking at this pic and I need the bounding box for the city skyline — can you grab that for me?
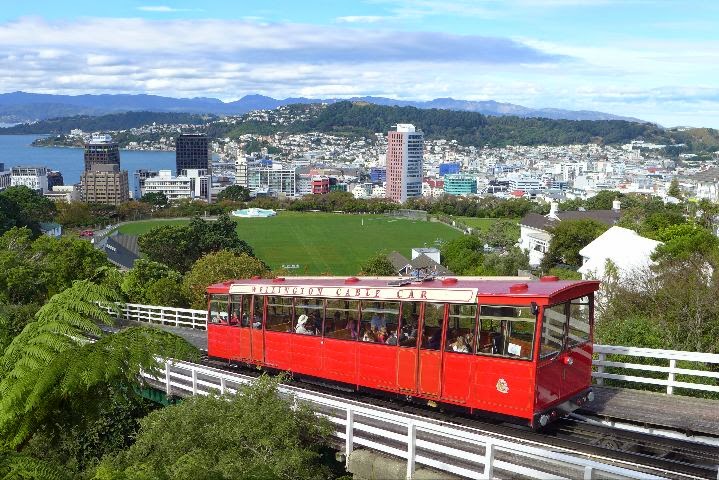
[0,1,717,127]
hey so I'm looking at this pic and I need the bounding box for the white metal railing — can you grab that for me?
[116,303,207,330]
[593,345,719,395]
[118,303,719,397]
[143,358,665,480]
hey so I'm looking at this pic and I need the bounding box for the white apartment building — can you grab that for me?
[248,164,298,197]
[11,166,48,193]
[143,169,209,202]
[507,175,542,192]
[44,185,80,202]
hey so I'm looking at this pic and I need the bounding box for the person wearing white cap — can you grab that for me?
[295,314,312,335]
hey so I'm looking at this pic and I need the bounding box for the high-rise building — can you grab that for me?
[385,124,423,203]
[235,157,248,187]
[47,170,64,190]
[248,164,297,198]
[11,166,49,193]
[176,133,210,174]
[84,133,120,172]
[370,167,386,183]
[81,164,129,206]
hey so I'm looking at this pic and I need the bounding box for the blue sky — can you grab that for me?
[1,0,718,126]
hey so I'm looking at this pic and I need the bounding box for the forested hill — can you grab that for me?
[292,102,662,146]
[0,111,214,134]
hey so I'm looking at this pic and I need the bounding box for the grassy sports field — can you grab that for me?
[117,212,462,275]
[454,217,520,233]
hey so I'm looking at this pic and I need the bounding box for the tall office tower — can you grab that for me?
[80,164,129,206]
[84,133,120,172]
[235,157,248,187]
[385,124,424,203]
[176,133,210,174]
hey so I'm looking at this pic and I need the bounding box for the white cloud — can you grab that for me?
[0,16,716,126]
[137,5,202,13]
[335,15,388,23]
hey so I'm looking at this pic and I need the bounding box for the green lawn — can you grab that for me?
[117,212,462,275]
[454,217,520,233]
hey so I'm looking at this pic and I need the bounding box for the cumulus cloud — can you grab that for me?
[136,5,202,12]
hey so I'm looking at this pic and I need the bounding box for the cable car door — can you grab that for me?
[418,303,446,397]
[397,302,420,394]
[250,295,264,363]
[536,304,567,408]
[231,294,252,361]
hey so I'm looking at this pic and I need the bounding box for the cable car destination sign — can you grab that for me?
[229,283,477,303]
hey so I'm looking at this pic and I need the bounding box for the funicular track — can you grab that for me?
[201,356,719,480]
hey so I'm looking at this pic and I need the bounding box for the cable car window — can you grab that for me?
[421,303,446,350]
[265,296,293,332]
[325,300,359,340]
[294,298,323,336]
[445,304,477,354]
[399,302,421,347]
[228,294,242,326]
[359,301,400,345]
[477,305,535,360]
[567,296,591,346]
[208,294,229,324]
[252,295,263,329]
[541,303,567,358]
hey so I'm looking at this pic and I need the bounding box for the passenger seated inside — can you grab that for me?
[400,315,419,346]
[449,335,469,353]
[376,326,388,343]
[385,329,398,345]
[295,314,314,335]
[362,326,375,342]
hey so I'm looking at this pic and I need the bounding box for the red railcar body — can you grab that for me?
[206,277,599,427]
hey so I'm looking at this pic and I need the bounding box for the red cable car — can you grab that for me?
[206,276,599,428]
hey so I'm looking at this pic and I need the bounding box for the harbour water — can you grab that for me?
[0,134,176,186]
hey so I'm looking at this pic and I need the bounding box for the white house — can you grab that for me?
[577,226,662,280]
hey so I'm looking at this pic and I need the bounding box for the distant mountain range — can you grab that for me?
[0,91,646,124]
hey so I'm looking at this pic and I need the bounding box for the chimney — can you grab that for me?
[612,200,621,211]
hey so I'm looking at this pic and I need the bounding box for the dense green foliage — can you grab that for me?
[540,219,609,271]
[0,111,212,134]
[440,236,529,276]
[0,186,56,236]
[138,214,255,272]
[358,253,397,276]
[94,376,337,480]
[121,259,187,307]
[408,195,547,218]
[139,192,169,208]
[0,228,110,304]
[216,185,251,202]
[183,251,268,308]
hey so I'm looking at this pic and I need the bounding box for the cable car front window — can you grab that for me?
[541,303,567,358]
[476,305,535,360]
[567,296,591,347]
[208,294,229,325]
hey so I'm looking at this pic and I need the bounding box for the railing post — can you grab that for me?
[667,359,676,395]
[584,465,594,480]
[483,440,495,480]
[345,407,354,468]
[406,421,416,480]
[175,309,180,327]
[165,361,171,396]
[220,377,226,395]
[596,352,605,385]
[192,369,198,395]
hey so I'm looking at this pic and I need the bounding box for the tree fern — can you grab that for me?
[0,449,69,480]
[0,280,198,448]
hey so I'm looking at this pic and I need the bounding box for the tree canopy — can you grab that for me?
[94,375,335,480]
[541,219,609,271]
[183,250,268,308]
[358,253,396,276]
[138,214,255,272]
[216,185,251,202]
